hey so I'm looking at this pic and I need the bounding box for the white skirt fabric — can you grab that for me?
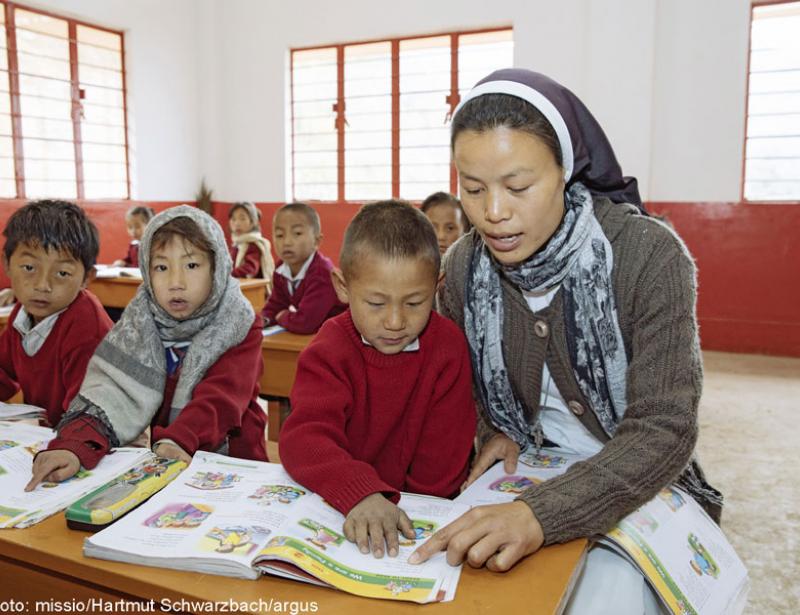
[564,543,668,615]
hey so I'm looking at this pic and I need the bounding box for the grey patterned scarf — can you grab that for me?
[59,205,254,447]
[464,183,628,450]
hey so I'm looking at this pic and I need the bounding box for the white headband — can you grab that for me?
[454,80,574,182]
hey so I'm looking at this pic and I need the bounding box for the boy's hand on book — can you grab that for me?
[25,450,81,491]
[153,442,192,464]
[344,493,416,559]
[408,501,544,571]
[462,433,520,490]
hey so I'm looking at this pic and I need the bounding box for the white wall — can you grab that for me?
[207,0,752,202]
[26,0,754,203]
[650,0,751,201]
[24,0,204,201]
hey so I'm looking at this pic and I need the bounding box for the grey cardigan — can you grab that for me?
[438,198,722,545]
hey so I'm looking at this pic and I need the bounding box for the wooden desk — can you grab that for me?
[261,331,314,440]
[88,277,270,313]
[0,514,586,613]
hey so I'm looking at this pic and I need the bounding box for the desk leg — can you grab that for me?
[265,397,292,442]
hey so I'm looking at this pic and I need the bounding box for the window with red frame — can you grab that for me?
[0,1,129,199]
[289,28,513,203]
[744,1,800,201]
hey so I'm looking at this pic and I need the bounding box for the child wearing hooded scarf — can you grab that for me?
[27,206,267,490]
[228,201,275,284]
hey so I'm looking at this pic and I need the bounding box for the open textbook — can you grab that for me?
[84,451,467,603]
[0,402,45,421]
[94,265,142,279]
[0,421,153,528]
[456,448,750,615]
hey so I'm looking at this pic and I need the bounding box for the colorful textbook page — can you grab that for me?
[84,452,467,603]
[603,486,749,615]
[0,421,153,528]
[456,448,749,615]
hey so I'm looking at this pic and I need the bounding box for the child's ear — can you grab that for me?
[82,265,97,289]
[436,269,445,292]
[330,268,349,304]
[314,233,322,249]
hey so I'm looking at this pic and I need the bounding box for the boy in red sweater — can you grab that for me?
[112,205,155,268]
[0,200,112,427]
[261,202,345,334]
[279,200,476,559]
[27,206,267,490]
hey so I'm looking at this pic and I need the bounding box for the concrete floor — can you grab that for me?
[696,351,800,614]
[266,350,800,613]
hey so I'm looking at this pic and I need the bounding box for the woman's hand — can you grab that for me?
[25,450,81,491]
[462,432,520,490]
[153,441,192,464]
[409,501,544,571]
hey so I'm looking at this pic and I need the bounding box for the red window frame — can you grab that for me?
[289,26,512,204]
[0,0,130,200]
[741,0,800,203]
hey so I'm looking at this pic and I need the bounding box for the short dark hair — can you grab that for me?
[127,205,155,222]
[451,93,562,168]
[3,200,99,276]
[339,200,439,280]
[274,202,321,237]
[151,217,216,271]
[420,191,472,232]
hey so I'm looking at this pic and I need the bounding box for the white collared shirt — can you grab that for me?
[13,305,67,356]
[276,252,316,296]
[360,335,420,352]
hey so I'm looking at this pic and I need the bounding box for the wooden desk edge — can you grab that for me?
[0,515,587,613]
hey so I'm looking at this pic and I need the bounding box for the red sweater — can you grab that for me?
[261,251,345,334]
[0,290,112,427]
[122,242,139,268]
[48,316,268,468]
[279,310,476,515]
[230,243,262,278]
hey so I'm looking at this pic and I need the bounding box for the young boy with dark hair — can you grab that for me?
[112,205,156,268]
[279,200,476,559]
[420,191,471,256]
[261,202,344,334]
[0,200,112,426]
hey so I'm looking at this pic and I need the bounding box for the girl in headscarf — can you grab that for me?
[228,201,275,283]
[409,69,721,613]
[27,206,267,490]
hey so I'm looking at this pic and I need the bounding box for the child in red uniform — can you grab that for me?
[0,200,112,427]
[112,205,155,268]
[279,200,476,559]
[261,202,344,334]
[420,191,470,256]
[228,201,274,281]
[27,206,267,490]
